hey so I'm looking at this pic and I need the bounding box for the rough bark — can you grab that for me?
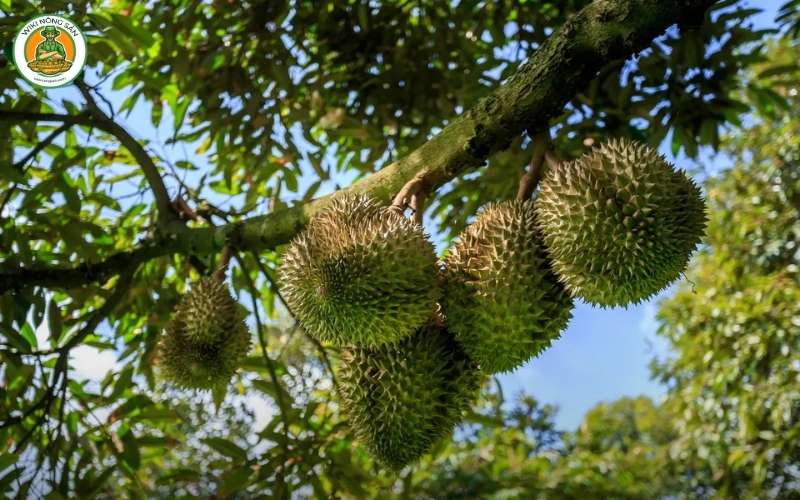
[0,0,716,291]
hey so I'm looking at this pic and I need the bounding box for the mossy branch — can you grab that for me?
[0,0,715,292]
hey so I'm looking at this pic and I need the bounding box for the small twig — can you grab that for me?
[13,120,77,171]
[250,254,339,391]
[75,79,178,227]
[0,368,58,430]
[234,253,293,482]
[517,130,550,201]
[10,354,67,451]
[0,120,80,218]
[45,365,69,465]
[63,269,133,353]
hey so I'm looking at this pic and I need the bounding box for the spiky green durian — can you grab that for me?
[158,277,251,390]
[174,275,241,344]
[535,138,707,306]
[279,194,440,347]
[442,200,573,373]
[338,322,481,470]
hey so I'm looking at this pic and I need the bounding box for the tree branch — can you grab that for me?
[74,80,179,227]
[13,120,79,171]
[0,120,80,217]
[0,111,94,127]
[0,87,179,227]
[1,268,131,432]
[202,0,717,251]
[0,243,162,292]
[0,0,715,291]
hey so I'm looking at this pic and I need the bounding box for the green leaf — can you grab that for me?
[201,438,247,462]
[20,323,37,350]
[0,454,17,473]
[757,63,799,80]
[151,101,163,127]
[119,430,141,470]
[109,395,153,422]
[218,466,253,495]
[172,97,191,134]
[77,466,114,495]
[47,300,63,344]
[108,13,155,48]
[109,366,134,401]
[59,173,81,214]
[212,383,227,413]
[0,162,26,183]
[157,469,200,484]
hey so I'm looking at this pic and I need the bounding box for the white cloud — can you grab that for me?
[70,345,118,381]
[35,321,51,350]
[247,394,276,429]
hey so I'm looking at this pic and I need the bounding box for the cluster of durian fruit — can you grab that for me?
[157,138,706,471]
[279,138,706,470]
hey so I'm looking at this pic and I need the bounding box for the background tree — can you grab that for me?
[653,40,800,496]
[1,0,799,497]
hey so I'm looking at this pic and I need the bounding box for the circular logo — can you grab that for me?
[12,15,87,88]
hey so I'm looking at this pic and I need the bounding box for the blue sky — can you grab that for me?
[24,0,786,431]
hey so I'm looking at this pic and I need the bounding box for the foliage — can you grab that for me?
[654,61,800,496]
[401,394,678,500]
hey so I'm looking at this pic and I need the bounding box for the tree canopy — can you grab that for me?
[1,0,799,497]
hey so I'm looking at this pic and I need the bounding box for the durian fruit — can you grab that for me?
[158,276,251,390]
[442,200,574,373]
[279,194,440,347]
[337,321,481,470]
[535,138,706,306]
[173,275,241,344]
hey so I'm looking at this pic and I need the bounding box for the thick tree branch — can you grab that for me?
[212,0,716,250]
[0,243,162,292]
[0,0,715,291]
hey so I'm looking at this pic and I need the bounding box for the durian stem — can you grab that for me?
[410,191,427,224]
[544,149,562,169]
[212,245,234,280]
[391,177,423,210]
[517,131,550,201]
[392,176,428,224]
